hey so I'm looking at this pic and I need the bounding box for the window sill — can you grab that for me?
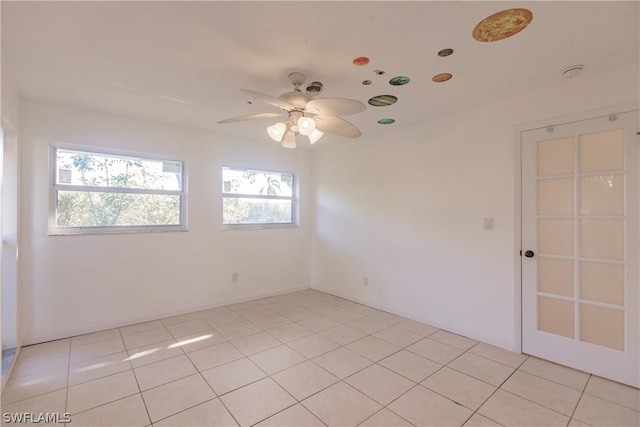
[222,223,299,231]
[48,225,188,236]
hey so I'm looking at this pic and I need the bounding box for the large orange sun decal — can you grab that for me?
[472,8,533,42]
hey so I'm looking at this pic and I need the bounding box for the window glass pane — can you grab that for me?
[579,219,624,260]
[537,178,574,215]
[579,129,624,173]
[538,296,574,338]
[579,174,624,216]
[56,191,181,227]
[538,257,574,297]
[222,167,293,197]
[538,218,574,256]
[537,137,574,176]
[580,304,624,350]
[223,197,292,225]
[56,149,182,191]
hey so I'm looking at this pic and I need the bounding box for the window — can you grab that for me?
[222,167,295,227]
[51,147,186,234]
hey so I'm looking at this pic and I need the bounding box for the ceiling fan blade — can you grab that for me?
[314,116,362,138]
[217,112,286,124]
[240,89,295,110]
[306,98,366,116]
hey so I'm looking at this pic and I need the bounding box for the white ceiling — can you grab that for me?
[3,1,639,146]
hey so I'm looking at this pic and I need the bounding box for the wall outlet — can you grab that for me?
[232,272,239,282]
[363,276,369,286]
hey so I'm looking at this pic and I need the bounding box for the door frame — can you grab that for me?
[513,101,640,356]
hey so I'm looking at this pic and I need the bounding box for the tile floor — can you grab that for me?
[2,290,638,427]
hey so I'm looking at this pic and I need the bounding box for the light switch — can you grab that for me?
[483,217,494,231]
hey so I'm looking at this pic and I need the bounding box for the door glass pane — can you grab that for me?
[538,297,574,338]
[580,219,624,260]
[579,129,624,172]
[579,175,624,216]
[580,262,624,306]
[538,137,574,176]
[538,219,574,256]
[580,304,624,351]
[538,178,574,215]
[538,258,574,297]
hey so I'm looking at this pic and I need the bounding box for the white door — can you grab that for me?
[522,110,639,387]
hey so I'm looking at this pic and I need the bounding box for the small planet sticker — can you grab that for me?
[438,48,454,57]
[389,76,410,86]
[306,81,323,96]
[368,95,398,107]
[472,8,533,42]
[432,73,453,83]
[353,56,370,66]
[378,118,395,125]
[362,80,372,86]
[374,69,385,75]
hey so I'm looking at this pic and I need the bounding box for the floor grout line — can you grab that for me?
[566,373,591,426]
[121,348,152,427]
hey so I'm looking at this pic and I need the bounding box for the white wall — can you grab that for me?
[2,76,22,352]
[20,100,312,344]
[1,72,21,130]
[311,64,640,351]
[2,127,19,350]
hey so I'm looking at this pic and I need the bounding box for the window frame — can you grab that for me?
[49,145,188,235]
[222,166,298,229]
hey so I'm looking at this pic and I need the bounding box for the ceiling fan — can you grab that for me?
[218,72,366,148]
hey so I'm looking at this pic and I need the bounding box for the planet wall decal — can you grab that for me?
[353,56,370,66]
[389,76,410,86]
[306,81,323,96]
[368,95,398,107]
[472,8,533,42]
[432,73,453,83]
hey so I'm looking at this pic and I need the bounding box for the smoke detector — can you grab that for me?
[561,64,585,79]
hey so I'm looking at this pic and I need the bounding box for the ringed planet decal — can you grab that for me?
[472,8,533,42]
[389,76,410,86]
[306,81,323,96]
[368,95,398,107]
[353,56,370,66]
[362,80,372,86]
[378,118,395,125]
[438,48,454,57]
[432,73,453,83]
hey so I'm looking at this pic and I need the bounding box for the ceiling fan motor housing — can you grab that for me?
[280,91,312,110]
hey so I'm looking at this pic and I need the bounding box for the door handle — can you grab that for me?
[524,250,535,258]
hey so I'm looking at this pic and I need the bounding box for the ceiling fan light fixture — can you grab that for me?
[267,122,287,142]
[220,72,365,148]
[307,128,323,144]
[281,130,297,149]
[297,116,316,135]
